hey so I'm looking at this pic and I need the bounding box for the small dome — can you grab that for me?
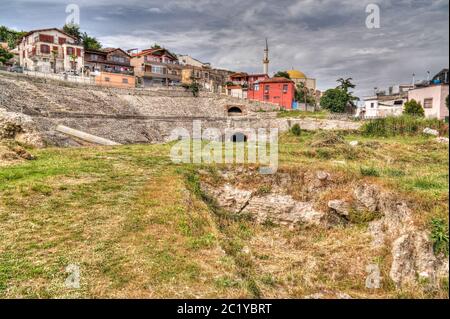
[288,70,307,79]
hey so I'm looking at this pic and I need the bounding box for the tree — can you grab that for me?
[70,54,78,72]
[320,88,349,113]
[295,82,315,106]
[337,77,356,93]
[63,24,81,42]
[404,99,425,117]
[81,32,102,50]
[0,25,26,48]
[0,47,13,64]
[151,43,162,49]
[274,71,290,79]
[51,48,59,73]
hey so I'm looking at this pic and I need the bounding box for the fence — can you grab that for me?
[23,70,95,85]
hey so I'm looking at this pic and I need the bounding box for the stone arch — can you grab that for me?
[227,106,244,116]
[231,132,248,143]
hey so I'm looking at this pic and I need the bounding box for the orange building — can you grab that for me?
[95,72,136,89]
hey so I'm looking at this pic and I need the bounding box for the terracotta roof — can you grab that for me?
[261,77,294,84]
[21,28,78,41]
[230,72,249,77]
[132,48,177,60]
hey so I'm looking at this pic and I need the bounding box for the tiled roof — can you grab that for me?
[21,28,77,41]
[260,77,294,84]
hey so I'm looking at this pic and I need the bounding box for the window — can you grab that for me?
[254,84,259,91]
[394,100,403,105]
[91,54,99,61]
[264,94,270,101]
[111,56,126,63]
[40,44,50,54]
[424,98,433,109]
[122,78,129,84]
[151,65,165,74]
[371,102,375,108]
[66,47,74,55]
[283,84,288,93]
[264,85,270,93]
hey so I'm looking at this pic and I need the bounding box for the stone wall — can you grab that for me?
[0,72,361,146]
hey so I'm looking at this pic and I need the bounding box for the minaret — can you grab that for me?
[263,38,269,75]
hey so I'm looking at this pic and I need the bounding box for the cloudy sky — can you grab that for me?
[1,0,449,97]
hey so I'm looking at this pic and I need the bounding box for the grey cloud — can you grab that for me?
[1,0,448,97]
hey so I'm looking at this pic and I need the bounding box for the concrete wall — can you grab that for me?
[408,85,449,119]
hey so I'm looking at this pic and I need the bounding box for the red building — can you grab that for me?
[248,77,296,109]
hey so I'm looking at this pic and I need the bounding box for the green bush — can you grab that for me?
[290,124,301,136]
[430,218,449,257]
[404,99,425,117]
[360,166,381,177]
[361,115,446,137]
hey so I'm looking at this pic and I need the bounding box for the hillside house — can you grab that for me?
[18,28,84,73]
[131,48,182,86]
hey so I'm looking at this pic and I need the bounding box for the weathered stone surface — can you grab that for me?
[354,184,380,212]
[436,137,449,144]
[242,194,325,226]
[349,140,359,147]
[390,232,445,289]
[328,200,350,217]
[201,183,252,214]
[423,128,440,136]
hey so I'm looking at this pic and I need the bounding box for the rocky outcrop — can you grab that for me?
[0,108,45,148]
[354,183,448,289]
[201,169,448,291]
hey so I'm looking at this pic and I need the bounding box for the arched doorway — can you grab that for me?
[231,132,247,143]
[227,106,243,116]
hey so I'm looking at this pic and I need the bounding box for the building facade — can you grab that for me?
[84,48,133,76]
[181,66,232,93]
[131,48,181,86]
[18,28,84,73]
[248,77,295,109]
[408,83,449,120]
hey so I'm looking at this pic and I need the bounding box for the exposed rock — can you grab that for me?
[349,141,359,147]
[436,137,449,144]
[15,132,46,148]
[242,194,326,226]
[316,171,330,181]
[201,183,252,214]
[328,200,350,217]
[304,290,352,299]
[423,128,440,136]
[354,184,380,212]
[390,232,444,289]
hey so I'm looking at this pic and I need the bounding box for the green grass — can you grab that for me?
[277,109,329,119]
[0,132,448,299]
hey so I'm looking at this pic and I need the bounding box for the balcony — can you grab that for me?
[143,71,181,80]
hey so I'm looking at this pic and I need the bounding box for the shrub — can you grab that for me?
[360,166,381,177]
[320,88,348,113]
[430,218,449,256]
[404,99,425,117]
[290,124,301,136]
[361,115,446,137]
[310,131,345,147]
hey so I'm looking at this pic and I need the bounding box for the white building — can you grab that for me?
[177,55,211,68]
[357,84,414,118]
[18,28,84,73]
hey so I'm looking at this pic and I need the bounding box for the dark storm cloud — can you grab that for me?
[1,0,448,97]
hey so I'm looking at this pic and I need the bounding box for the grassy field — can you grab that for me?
[0,131,448,298]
